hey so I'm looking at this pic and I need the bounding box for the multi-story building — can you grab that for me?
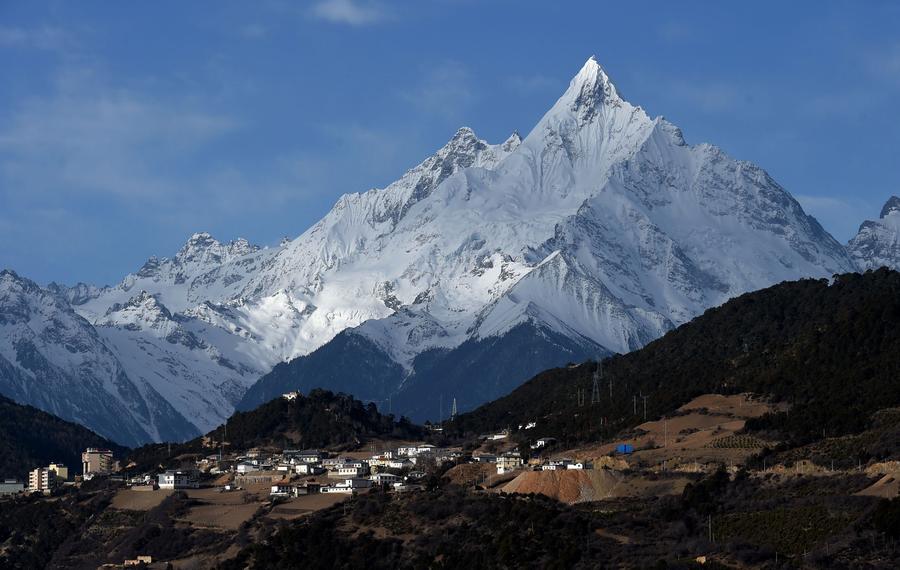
[48,463,69,481]
[82,448,115,478]
[28,467,56,494]
[496,454,524,475]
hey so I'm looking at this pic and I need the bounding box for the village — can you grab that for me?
[4,391,897,568]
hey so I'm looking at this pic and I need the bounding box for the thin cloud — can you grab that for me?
[239,23,268,39]
[0,26,70,51]
[401,60,475,118]
[310,0,387,26]
[0,65,241,201]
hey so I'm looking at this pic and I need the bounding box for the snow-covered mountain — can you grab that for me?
[0,57,872,440]
[237,57,857,417]
[0,270,196,446]
[847,196,900,271]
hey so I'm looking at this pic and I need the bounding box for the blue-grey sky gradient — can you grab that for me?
[2,0,899,285]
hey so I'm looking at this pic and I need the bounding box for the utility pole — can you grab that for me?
[591,363,601,405]
[641,394,649,421]
[451,398,458,420]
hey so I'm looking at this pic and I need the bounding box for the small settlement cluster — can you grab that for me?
[0,447,117,496]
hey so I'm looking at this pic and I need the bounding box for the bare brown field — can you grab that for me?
[856,474,899,498]
[500,469,690,504]
[266,493,348,520]
[562,393,779,470]
[110,488,173,511]
[181,501,261,530]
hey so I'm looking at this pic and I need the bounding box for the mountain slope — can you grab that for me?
[450,269,900,445]
[4,56,869,440]
[847,196,900,271]
[0,270,196,446]
[235,56,855,418]
[0,394,127,480]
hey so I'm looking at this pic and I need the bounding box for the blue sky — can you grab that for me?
[2,1,899,285]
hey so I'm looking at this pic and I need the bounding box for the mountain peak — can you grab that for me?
[880,196,900,219]
[501,131,522,152]
[566,55,622,111]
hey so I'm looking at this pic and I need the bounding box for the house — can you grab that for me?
[282,391,300,401]
[337,463,369,478]
[328,459,369,478]
[28,467,56,494]
[236,461,258,474]
[299,483,321,495]
[321,483,353,494]
[496,454,524,475]
[473,454,497,464]
[0,479,24,496]
[82,448,115,479]
[487,432,508,441]
[396,446,418,457]
[566,462,592,470]
[295,463,325,476]
[270,484,294,497]
[124,556,153,566]
[322,457,347,470]
[294,450,324,464]
[158,470,199,489]
[387,459,414,470]
[371,472,401,485]
[542,459,572,471]
[346,478,373,489]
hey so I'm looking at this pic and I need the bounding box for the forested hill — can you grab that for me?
[207,388,424,449]
[127,389,424,472]
[449,269,900,446]
[0,395,126,480]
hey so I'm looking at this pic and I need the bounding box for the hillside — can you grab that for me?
[127,389,424,472]
[449,269,900,448]
[0,395,127,480]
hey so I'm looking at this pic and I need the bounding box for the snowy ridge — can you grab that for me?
[0,57,876,439]
[847,196,900,271]
[0,270,196,445]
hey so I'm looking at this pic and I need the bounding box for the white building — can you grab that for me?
[496,454,524,475]
[158,470,199,489]
[387,459,414,470]
[295,463,326,476]
[371,473,401,485]
[270,484,294,497]
[28,468,55,494]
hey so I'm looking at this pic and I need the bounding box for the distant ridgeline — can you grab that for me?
[127,389,424,472]
[0,395,126,480]
[449,269,900,447]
